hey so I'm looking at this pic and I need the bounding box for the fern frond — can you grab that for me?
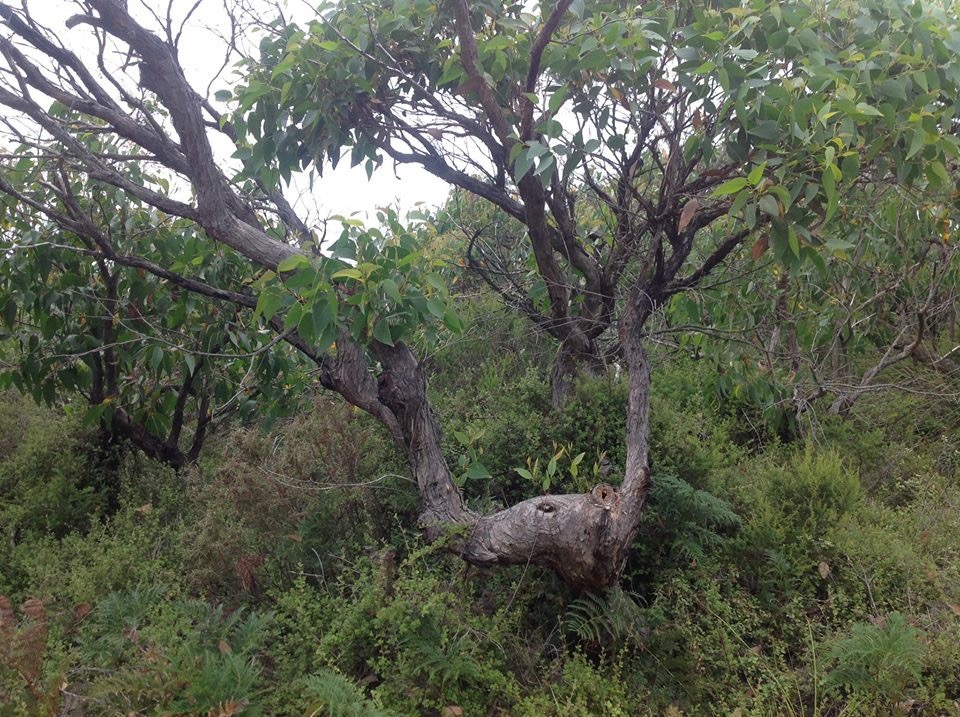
[302,669,393,717]
[564,587,646,649]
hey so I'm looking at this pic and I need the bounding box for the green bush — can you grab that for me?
[630,473,742,583]
[0,402,102,541]
[2,332,959,716]
[823,613,925,705]
[728,447,860,600]
[512,653,644,717]
[266,543,567,716]
[301,669,394,717]
[73,589,272,715]
[181,397,404,598]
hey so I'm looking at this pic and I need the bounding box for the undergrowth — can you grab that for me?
[1,338,958,716]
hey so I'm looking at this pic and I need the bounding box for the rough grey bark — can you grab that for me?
[373,328,651,591]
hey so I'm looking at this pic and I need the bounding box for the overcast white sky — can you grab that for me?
[44,0,451,223]
[179,0,452,221]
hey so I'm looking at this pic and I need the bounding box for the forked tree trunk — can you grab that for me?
[372,293,654,591]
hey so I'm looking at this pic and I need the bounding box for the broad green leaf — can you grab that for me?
[380,278,402,303]
[515,467,534,481]
[277,254,311,272]
[463,461,492,481]
[255,289,284,322]
[426,297,445,319]
[442,307,463,333]
[758,194,780,218]
[713,177,749,196]
[372,318,394,345]
[331,268,364,280]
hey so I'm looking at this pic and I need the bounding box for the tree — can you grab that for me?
[0,0,957,590]
[0,141,313,466]
[656,180,959,436]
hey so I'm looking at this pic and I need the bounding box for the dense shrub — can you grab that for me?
[1,333,959,715]
[0,397,102,542]
[823,612,925,705]
[72,589,272,715]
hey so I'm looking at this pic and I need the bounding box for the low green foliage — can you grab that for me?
[0,393,103,542]
[2,327,959,714]
[301,669,393,717]
[564,587,647,650]
[74,590,271,715]
[823,613,925,703]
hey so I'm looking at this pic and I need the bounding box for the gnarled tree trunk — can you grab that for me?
[369,293,654,592]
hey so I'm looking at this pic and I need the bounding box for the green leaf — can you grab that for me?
[906,128,926,160]
[315,320,339,355]
[380,278,402,303]
[297,307,316,343]
[82,402,107,427]
[331,268,364,281]
[149,345,164,372]
[425,273,446,292]
[822,166,838,223]
[570,451,585,478]
[277,254,311,272]
[758,193,780,218]
[372,318,394,345]
[426,297,445,319]
[514,467,534,481]
[463,461,492,481]
[1,299,16,329]
[548,85,569,114]
[748,163,766,186]
[312,292,336,336]
[879,78,907,102]
[787,226,800,259]
[255,289,284,322]
[284,301,303,331]
[840,152,860,182]
[729,190,750,217]
[748,120,780,141]
[713,177,749,196]
[534,153,555,184]
[271,54,297,78]
[513,146,535,181]
[927,160,949,187]
[442,307,464,333]
[854,102,884,117]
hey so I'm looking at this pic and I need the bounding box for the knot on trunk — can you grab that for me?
[450,488,642,592]
[589,483,620,509]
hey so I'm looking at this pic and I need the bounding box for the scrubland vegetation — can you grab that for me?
[2,298,958,715]
[1,0,959,713]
